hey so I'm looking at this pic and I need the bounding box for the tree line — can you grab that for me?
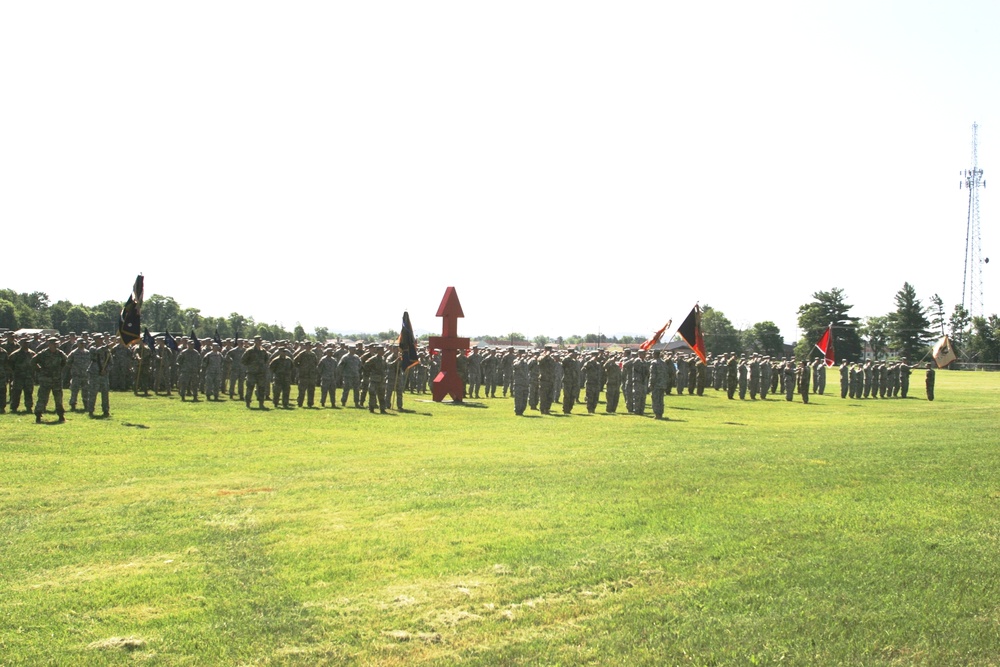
[2,284,997,363]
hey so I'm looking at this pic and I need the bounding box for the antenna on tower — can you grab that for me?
[961,122,985,320]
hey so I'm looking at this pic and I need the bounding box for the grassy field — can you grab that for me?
[2,371,999,666]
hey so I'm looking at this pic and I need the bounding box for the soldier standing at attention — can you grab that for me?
[66,338,92,411]
[34,337,67,423]
[467,346,484,399]
[87,334,113,418]
[560,350,579,414]
[783,362,796,402]
[241,336,268,409]
[737,355,749,400]
[269,345,294,409]
[797,360,811,403]
[501,347,515,397]
[620,348,635,413]
[294,341,319,408]
[537,347,557,415]
[363,344,387,413]
[318,347,339,408]
[631,349,650,415]
[726,353,738,400]
[815,358,827,394]
[338,344,362,407]
[511,350,529,416]
[602,352,622,413]
[839,360,849,398]
[925,363,935,401]
[153,337,174,395]
[202,343,225,401]
[176,339,201,401]
[9,338,36,414]
[527,350,540,411]
[581,351,603,414]
[226,339,245,400]
[648,349,670,420]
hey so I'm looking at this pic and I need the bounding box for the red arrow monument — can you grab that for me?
[428,286,469,402]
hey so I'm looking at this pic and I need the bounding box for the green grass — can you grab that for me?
[2,372,999,665]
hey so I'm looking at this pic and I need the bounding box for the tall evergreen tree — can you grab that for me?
[796,288,862,362]
[887,282,931,361]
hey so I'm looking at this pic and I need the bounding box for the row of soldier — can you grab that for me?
[1,331,936,422]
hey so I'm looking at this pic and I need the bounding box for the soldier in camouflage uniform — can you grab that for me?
[581,351,603,414]
[33,337,67,423]
[202,343,225,401]
[839,360,849,399]
[482,348,499,398]
[241,336,269,409]
[537,347,557,415]
[726,354,738,400]
[87,334,113,418]
[797,360,811,403]
[153,338,174,395]
[466,346,483,399]
[602,352,622,413]
[8,338,36,413]
[620,349,635,412]
[899,359,911,398]
[318,347,339,408]
[294,341,319,408]
[631,350,649,415]
[338,344,362,407]
[227,339,245,400]
[269,346,294,408]
[527,350,540,411]
[134,341,153,396]
[177,339,202,401]
[560,350,579,414]
[363,344,387,413]
[501,347,515,397]
[66,338,92,411]
[648,349,670,420]
[783,362,796,401]
[511,350,529,416]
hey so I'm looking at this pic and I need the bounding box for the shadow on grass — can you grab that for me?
[122,422,150,429]
[721,421,747,426]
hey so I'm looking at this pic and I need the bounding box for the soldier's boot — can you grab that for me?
[35,413,42,424]
[57,414,65,423]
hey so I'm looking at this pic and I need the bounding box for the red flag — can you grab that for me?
[814,324,835,367]
[639,319,671,351]
[676,305,706,363]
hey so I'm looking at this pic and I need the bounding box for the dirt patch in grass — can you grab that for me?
[87,636,146,651]
[216,487,275,496]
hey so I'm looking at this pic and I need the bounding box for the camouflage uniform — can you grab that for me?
[154,341,174,395]
[294,344,319,408]
[338,349,362,407]
[925,365,935,401]
[202,345,224,401]
[511,352,529,415]
[466,348,483,398]
[33,340,67,422]
[318,350,339,407]
[66,341,92,410]
[797,362,810,403]
[177,344,202,401]
[87,338,113,417]
[226,343,245,399]
[8,342,35,413]
[602,354,622,413]
[241,340,269,408]
[537,350,556,415]
[269,348,294,408]
[631,352,649,415]
[648,351,670,419]
[0,345,8,413]
[363,347,387,413]
[581,352,603,414]
[560,352,579,414]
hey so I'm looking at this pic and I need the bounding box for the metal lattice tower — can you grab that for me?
[960,122,985,319]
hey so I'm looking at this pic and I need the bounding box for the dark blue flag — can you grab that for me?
[143,328,156,352]
[398,311,420,371]
[214,328,223,347]
[164,331,179,353]
[191,330,201,352]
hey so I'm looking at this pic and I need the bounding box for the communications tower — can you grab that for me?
[960,122,985,319]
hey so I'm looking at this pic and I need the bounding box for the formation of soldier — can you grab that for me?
[1,330,941,423]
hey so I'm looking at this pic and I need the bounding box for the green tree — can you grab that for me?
[886,282,931,361]
[145,294,182,332]
[0,298,18,329]
[860,315,890,360]
[91,300,124,334]
[949,304,971,346]
[533,335,549,348]
[293,323,307,342]
[64,305,93,334]
[314,326,330,342]
[227,312,251,338]
[180,307,201,333]
[48,300,74,334]
[699,305,741,356]
[966,315,1000,363]
[741,321,784,357]
[928,294,946,337]
[796,287,862,362]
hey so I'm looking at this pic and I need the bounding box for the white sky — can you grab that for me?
[2,1,997,341]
